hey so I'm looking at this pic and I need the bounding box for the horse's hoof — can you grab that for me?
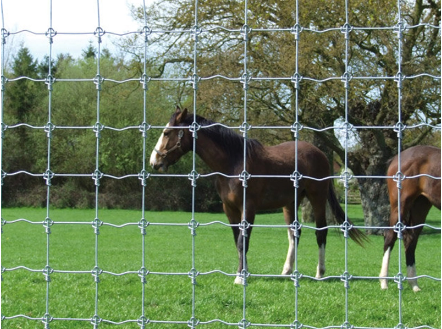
[380,279,388,290]
[234,275,243,285]
[281,266,292,275]
[412,286,421,292]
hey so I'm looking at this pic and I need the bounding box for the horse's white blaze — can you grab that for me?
[149,123,169,167]
[282,229,295,275]
[379,247,391,289]
[316,244,326,278]
[407,265,421,292]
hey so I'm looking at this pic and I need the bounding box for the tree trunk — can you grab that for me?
[301,199,335,224]
[357,177,390,235]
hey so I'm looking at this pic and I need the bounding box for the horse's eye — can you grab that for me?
[163,131,170,137]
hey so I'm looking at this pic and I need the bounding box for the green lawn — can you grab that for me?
[1,206,440,328]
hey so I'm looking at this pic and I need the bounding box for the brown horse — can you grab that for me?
[379,145,441,292]
[150,107,366,284]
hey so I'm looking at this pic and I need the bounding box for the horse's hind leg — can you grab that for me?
[307,186,328,279]
[380,226,396,290]
[405,196,431,292]
[282,203,300,275]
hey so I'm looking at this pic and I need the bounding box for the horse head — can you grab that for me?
[150,106,191,172]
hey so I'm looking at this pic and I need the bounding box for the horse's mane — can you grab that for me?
[178,113,265,162]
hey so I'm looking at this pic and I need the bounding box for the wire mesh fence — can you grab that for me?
[1,0,441,328]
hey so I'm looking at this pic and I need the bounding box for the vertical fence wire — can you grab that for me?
[395,0,405,326]
[189,0,199,327]
[42,0,54,327]
[0,0,440,328]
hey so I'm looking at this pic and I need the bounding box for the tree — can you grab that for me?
[126,0,440,233]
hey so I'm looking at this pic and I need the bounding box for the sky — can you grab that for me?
[1,0,151,60]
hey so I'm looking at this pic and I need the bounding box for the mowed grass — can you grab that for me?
[1,206,440,329]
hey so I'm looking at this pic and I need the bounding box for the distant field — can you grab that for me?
[1,206,440,328]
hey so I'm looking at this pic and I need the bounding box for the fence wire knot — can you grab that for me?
[188,219,199,236]
[239,170,251,187]
[340,221,353,239]
[290,122,303,140]
[141,25,152,42]
[91,266,102,283]
[188,170,200,187]
[395,322,406,329]
[340,271,352,289]
[395,21,407,38]
[291,221,302,238]
[240,24,251,41]
[393,170,405,189]
[93,122,104,138]
[42,265,53,282]
[140,74,151,90]
[94,27,105,43]
[138,267,149,283]
[340,170,353,189]
[1,28,9,44]
[190,73,200,90]
[93,74,104,91]
[92,217,103,235]
[1,75,7,92]
[340,23,353,39]
[291,73,303,90]
[394,272,405,290]
[138,170,150,186]
[240,72,251,90]
[91,314,102,326]
[341,321,354,329]
[43,169,54,186]
[393,121,406,139]
[1,170,6,185]
[239,220,250,237]
[291,320,303,329]
[290,171,303,188]
[138,315,150,327]
[239,318,251,328]
[192,25,202,41]
[189,121,201,138]
[188,268,199,285]
[394,71,405,89]
[45,28,57,44]
[188,316,200,328]
[92,169,103,186]
[42,313,53,327]
[393,221,406,239]
[44,122,55,138]
[291,23,303,40]
[45,74,55,90]
[341,71,353,88]
[138,218,149,235]
[43,217,54,234]
[139,121,151,138]
[291,270,302,288]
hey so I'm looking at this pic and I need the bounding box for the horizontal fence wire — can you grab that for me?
[1,0,441,328]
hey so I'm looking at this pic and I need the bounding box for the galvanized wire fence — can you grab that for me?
[1,0,441,328]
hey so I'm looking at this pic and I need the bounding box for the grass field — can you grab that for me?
[1,206,440,328]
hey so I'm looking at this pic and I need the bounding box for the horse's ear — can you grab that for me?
[175,107,188,124]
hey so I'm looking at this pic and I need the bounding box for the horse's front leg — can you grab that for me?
[223,203,252,284]
[233,206,255,285]
[282,204,300,275]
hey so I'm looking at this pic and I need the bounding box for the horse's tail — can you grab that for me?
[327,183,368,246]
